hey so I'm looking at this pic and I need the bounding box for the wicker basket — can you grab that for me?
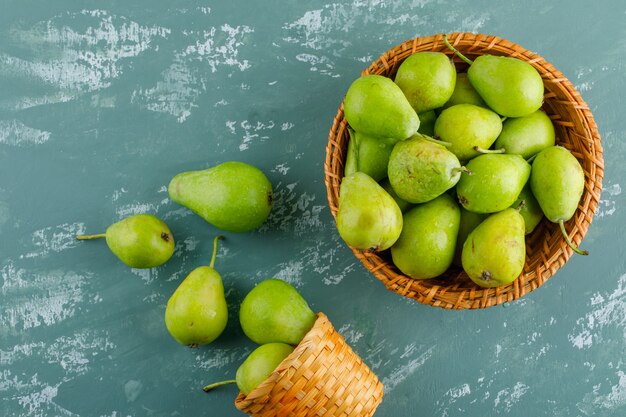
[324,32,604,309]
[234,313,384,417]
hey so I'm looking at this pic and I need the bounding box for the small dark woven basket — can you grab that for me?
[324,32,604,309]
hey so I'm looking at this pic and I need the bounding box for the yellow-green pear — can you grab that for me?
[442,35,544,118]
[391,194,460,279]
[165,236,228,347]
[203,343,294,396]
[168,161,272,233]
[394,52,457,113]
[336,172,403,251]
[530,146,588,255]
[344,129,395,182]
[456,154,531,213]
[462,209,526,288]
[344,75,420,141]
[76,214,174,268]
[239,279,316,345]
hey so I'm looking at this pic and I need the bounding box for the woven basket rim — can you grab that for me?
[324,32,604,310]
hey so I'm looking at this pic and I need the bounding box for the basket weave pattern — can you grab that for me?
[324,33,604,309]
[234,313,384,417]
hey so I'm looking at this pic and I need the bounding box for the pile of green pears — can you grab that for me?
[337,34,588,289]
[76,160,321,397]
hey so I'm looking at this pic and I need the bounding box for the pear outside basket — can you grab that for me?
[324,32,604,309]
[234,313,384,417]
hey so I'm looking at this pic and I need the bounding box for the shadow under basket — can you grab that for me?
[324,32,604,310]
[234,313,384,417]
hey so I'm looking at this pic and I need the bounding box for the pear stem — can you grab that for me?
[202,379,237,392]
[559,220,589,256]
[473,146,506,154]
[210,235,224,269]
[442,34,474,66]
[501,117,508,123]
[452,166,473,176]
[418,133,452,147]
[526,154,538,164]
[76,233,106,240]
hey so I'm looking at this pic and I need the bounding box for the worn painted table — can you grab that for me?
[1,1,625,416]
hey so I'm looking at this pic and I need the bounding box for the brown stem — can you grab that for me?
[559,220,588,256]
[202,380,237,392]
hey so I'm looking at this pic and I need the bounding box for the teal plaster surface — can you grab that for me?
[1,1,625,416]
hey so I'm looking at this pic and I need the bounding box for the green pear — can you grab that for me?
[203,343,294,395]
[441,72,487,111]
[394,52,456,113]
[388,135,467,204]
[336,172,403,251]
[239,278,316,345]
[235,343,294,395]
[457,154,531,213]
[434,104,503,161]
[344,129,395,181]
[442,35,544,117]
[391,194,460,279]
[417,110,437,137]
[493,110,555,158]
[468,56,544,117]
[168,161,272,233]
[530,146,588,255]
[344,131,358,177]
[76,213,174,268]
[344,75,420,141]
[165,236,228,347]
[453,208,487,267]
[511,184,544,235]
[380,178,412,213]
[462,208,526,288]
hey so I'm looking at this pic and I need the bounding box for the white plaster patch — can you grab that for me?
[295,53,339,77]
[0,371,75,416]
[282,2,488,77]
[448,383,471,399]
[131,56,198,123]
[20,222,86,259]
[569,273,626,349]
[0,263,90,331]
[323,262,355,286]
[273,260,305,287]
[578,371,626,415]
[337,323,364,345]
[493,382,529,412]
[130,267,157,285]
[272,163,291,175]
[195,347,250,371]
[124,380,143,403]
[1,9,170,106]
[0,342,46,366]
[596,183,621,218]
[46,330,116,375]
[381,345,435,392]
[133,24,253,122]
[182,24,253,72]
[183,236,199,252]
[0,120,51,146]
[115,199,168,218]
